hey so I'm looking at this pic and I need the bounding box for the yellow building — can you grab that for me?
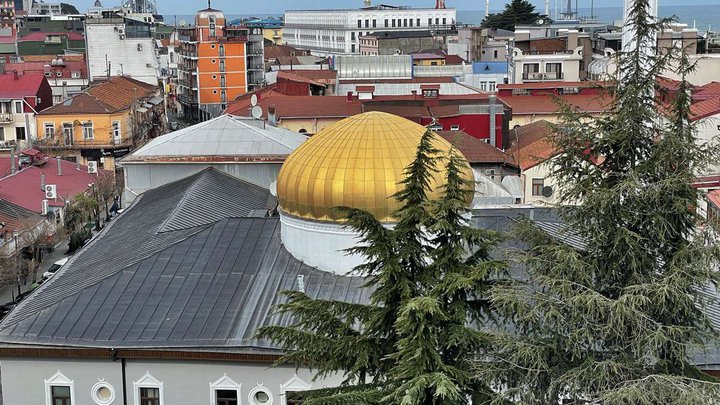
[411,53,446,66]
[263,27,283,45]
[35,76,163,170]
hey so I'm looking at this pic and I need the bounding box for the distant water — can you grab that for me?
[458,5,719,31]
[164,5,720,31]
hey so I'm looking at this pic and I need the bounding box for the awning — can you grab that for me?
[135,107,148,113]
[149,96,163,105]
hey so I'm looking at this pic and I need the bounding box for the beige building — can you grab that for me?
[512,30,584,84]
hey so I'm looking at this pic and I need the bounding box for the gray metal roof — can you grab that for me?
[335,55,413,80]
[122,115,307,162]
[0,168,370,350]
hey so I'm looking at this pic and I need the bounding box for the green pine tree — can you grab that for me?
[481,0,540,31]
[257,130,506,404]
[477,1,720,403]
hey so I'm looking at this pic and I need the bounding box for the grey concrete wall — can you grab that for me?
[123,162,281,205]
[378,37,438,55]
[1,357,342,405]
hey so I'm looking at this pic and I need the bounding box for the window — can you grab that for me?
[56,71,62,77]
[364,19,369,28]
[248,386,273,405]
[216,390,238,405]
[71,71,81,78]
[351,31,355,40]
[391,19,395,27]
[134,372,163,405]
[112,121,121,142]
[82,122,93,139]
[221,90,227,103]
[15,126,26,140]
[450,125,460,131]
[219,43,225,57]
[51,386,72,405]
[357,19,361,28]
[45,371,75,405]
[531,178,544,196]
[417,18,420,26]
[494,50,498,58]
[0,127,4,141]
[409,18,413,27]
[14,100,22,113]
[140,388,160,405]
[62,122,73,145]
[44,122,55,138]
[384,19,388,27]
[443,17,446,24]
[428,18,432,26]
[488,81,497,92]
[219,59,225,72]
[281,375,311,405]
[372,19,376,28]
[545,62,562,79]
[351,44,355,53]
[403,19,407,27]
[91,381,115,405]
[220,74,226,87]
[435,17,440,25]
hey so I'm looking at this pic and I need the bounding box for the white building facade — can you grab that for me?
[283,5,456,55]
[85,15,160,85]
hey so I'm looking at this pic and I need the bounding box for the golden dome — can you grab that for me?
[276,111,473,222]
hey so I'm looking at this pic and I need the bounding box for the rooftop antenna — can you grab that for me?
[485,0,489,17]
[208,0,211,9]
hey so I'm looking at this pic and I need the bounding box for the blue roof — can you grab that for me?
[472,61,508,75]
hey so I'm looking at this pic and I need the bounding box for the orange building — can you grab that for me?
[177,5,265,121]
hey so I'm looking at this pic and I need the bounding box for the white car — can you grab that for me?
[42,257,69,279]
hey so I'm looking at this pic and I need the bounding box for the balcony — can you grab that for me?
[0,113,12,123]
[178,79,198,89]
[36,137,132,150]
[522,72,564,81]
[177,93,199,106]
[220,35,248,43]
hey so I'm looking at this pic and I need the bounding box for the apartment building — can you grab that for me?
[0,72,53,148]
[511,29,586,83]
[177,6,264,121]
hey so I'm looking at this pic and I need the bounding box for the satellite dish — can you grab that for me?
[251,106,263,119]
[250,94,258,106]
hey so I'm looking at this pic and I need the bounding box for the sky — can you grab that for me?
[76,0,719,15]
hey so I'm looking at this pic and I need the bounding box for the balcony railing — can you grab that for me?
[36,137,132,150]
[522,72,564,81]
[521,50,575,55]
[220,35,248,43]
[0,113,13,123]
[177,93,199,106]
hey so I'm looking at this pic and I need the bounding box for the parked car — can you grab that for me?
[42,257,69,279]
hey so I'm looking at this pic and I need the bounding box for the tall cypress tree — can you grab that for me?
[478,1,720,403]
[257,131,505,404]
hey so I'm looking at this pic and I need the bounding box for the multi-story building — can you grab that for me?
[0,0,17,59]
[85,9,161,85]
[283,3,456,55]
[30,1,62,15]
[0,72,53,148]
[17,31,85,55]
[359,30,438,56]
[2,56,89,104]
[35,76,164,170]
[511,30,585,83]
[176,5,264,121]
[17,14,86,37]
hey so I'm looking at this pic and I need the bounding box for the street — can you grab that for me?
[0,238,71,305]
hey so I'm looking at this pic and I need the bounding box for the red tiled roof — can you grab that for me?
[356,85,375,92]
[0,73,48,99]
[411,53,445,60]
[437,130,516,166]
[507,120,558,170]
[39,76,157,115]
[0,199,44,239]
[278,69,336,82]
[690,97,720,121]
[444,54,466,65]
[0,36,15,44]
[500,94,612,115]
[19,32,84,42]
[339,77,456,84]
[0,158,109,212]
[694,81,720,100]
[4,60,88,77]
[497,81,605,90]
[264,44,306,59]
[277,70,332,87]
[708,189,720,209]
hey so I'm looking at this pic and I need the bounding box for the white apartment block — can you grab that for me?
[283,5,456,55]
[85,14,160,85]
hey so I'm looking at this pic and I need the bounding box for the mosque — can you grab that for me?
[0,112,480,405]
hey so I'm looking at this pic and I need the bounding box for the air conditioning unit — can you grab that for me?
[45,184,57,199]
[41,199,49,215]
[87,161,98,174]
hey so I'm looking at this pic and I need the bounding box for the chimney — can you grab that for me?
[9,147,14,175]
[545,0,549,16]
[488,94,497,147]
[57,157,62,176]
[41,172,46,190]
[13,70,18,80]
[346,91,353,102]
[267,105,277,126]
